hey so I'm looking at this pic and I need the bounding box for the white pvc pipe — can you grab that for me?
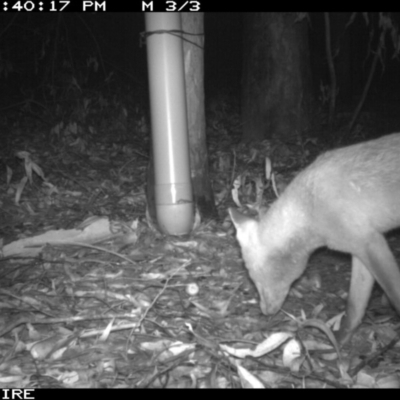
[145,13,194,235]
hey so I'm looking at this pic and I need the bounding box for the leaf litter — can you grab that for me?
[0,99,400,388]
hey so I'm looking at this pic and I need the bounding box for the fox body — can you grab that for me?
[230,133,400,344]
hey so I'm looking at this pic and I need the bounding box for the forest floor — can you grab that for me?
[1,92,399,388]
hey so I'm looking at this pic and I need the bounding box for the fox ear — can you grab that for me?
[228,208,255,228]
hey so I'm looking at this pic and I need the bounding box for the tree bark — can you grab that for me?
[242,12,313,142]
[182,13,218,220]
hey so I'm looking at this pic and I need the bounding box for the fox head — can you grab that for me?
[229,207,309,315]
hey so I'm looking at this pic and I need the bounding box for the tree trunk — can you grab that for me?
[330,12,353,102]
[182,13,218,220]
[242,12,313,142]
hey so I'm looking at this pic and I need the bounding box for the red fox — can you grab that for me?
[229,133,400,345]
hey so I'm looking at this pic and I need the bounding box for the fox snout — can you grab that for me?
[257,286,287,315]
